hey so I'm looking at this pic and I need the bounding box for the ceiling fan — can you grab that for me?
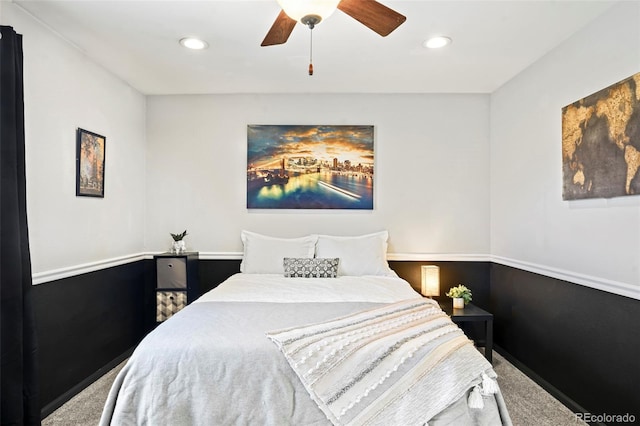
[261,0,407,47]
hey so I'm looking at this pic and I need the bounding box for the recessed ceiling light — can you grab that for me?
[423,36,452,49]
[179,37,208,50]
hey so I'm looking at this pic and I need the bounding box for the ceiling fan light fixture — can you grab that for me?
[424,36,452,49]
[277,0,341,23]
[179,37,209,50]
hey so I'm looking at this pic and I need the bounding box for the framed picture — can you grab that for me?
[247,125,374,209]
[76,128,106,197]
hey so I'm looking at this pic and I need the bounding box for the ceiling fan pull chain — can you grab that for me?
[308,26,314,76]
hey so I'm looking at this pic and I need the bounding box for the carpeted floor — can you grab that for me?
[492,353,584,426]
[43,352,584,426]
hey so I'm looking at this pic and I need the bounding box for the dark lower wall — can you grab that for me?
[33,260,152,416]
[34,258,640,424]
[390,261,491,310]
[198,259,241,294]
[490,264,640,421]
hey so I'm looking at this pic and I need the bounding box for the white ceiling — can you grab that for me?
[12,0,618,95]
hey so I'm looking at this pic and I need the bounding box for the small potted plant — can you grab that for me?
[446,284,472,309]
[170,230,188,254]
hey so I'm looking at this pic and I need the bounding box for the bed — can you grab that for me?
[100,231,512,425]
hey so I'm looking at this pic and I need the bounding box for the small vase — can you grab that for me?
[453,297,464,309]
[171,240,186,254]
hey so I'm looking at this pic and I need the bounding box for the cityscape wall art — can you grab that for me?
[247,125,374,209]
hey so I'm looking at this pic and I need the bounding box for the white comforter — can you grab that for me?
[196,273,422,304]
[101,274,511,426]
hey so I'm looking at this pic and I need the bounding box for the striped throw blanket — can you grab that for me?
[267,298,498,426]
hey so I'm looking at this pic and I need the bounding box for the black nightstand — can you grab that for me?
[441,302,493,363]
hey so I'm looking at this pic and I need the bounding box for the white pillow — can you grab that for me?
[314,231,393,276]
[240,230,317,274]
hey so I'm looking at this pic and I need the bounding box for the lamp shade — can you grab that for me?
[277,0,341,23]
[421,265,440,297]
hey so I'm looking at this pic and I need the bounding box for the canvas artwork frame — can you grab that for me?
[562,72,640,200]
[76,127,106,198]
[247,125,374,209]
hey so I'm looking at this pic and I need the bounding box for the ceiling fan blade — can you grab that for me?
[337,0,406,37]
[261,10,297,46]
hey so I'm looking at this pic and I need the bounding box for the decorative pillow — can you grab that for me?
[283,257,340,278]
[240,230,317,274]
[314,231,393,276]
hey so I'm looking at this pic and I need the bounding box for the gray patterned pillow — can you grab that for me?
[283,257,340,278]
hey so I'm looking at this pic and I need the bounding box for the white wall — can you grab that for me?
[490,1,640,299]
[3,4,147,278]
[145,94,491,257]
[11,0,635,301]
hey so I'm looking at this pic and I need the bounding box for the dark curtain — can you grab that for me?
[0,26,41,425]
